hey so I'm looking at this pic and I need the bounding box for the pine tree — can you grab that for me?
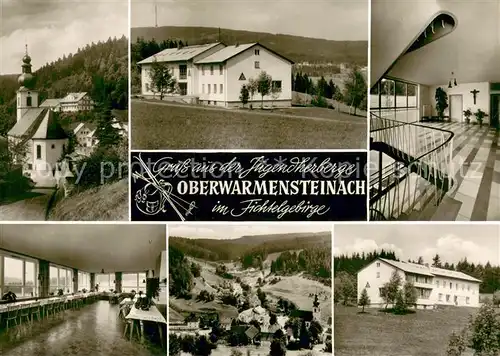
[358,288,371,312]
[95,101,120,148]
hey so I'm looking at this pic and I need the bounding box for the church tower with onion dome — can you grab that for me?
[16,44,39,122]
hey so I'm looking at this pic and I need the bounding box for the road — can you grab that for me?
[0,188,53,221]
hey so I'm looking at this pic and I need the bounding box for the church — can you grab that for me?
[7,48,69,187]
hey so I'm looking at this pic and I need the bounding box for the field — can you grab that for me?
[131,100,366,149]
[334,305,478,356]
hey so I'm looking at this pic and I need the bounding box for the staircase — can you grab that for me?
[369,112,455,220]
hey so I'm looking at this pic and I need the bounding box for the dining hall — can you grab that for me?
[0,224,167,356]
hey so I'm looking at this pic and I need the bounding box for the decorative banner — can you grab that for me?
[130,151,367,221]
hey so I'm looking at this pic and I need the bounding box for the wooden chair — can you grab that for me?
[19,305,31,324]
[30,302,41,322]
[45,301,54,317]
[5,305,20,330]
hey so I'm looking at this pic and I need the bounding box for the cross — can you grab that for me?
[471,89,480,105]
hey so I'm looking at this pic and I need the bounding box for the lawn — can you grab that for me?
[334,305,478,356]
[131,100,366,149]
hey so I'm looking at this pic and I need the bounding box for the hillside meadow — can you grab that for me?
[334,305,478,356]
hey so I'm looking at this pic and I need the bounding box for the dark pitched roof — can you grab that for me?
[32,110,68,140]
[290,310,313,321]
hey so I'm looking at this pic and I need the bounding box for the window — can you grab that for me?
[376,272,380,278]
[179,65,187,79]
[443,280,446,288]
[27,96,32,107]
[122,272,147,293]
[214,84,217,94]
[370,78,418,109]
[239,73,246,81]
[210,65,214,75]
[28,164,32,170]
[36,145,42,159]
[220,84,223,94]
[436,279,440,287]
[467,285,470,291]
[438,293,443,301]
[208,84,211,94]
[254,61,260,69]
[78,271,90,292]
[2,254,38,298]
[219,64,223,75]
[202,84,205,94]
[145,83,150,92]
[462,284,464,291]
[466,297,470,304]
[49,265,73,295]
[376,262,380,267]
[51,144,55,149]
[202,67,205,76]
[456,283,458,290]
[446,294,450,302]
[96,274,114,292]
[272,80,282,90]
[255,49,260,55]
[449,282,452,289]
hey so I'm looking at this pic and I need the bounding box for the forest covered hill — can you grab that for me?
[131,26,367,65]
[0,36,128,136]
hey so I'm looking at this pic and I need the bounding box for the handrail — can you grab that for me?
[370,111,455,166]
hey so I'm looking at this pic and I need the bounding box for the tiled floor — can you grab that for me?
[0,301,165,356]
[416,121,500,221]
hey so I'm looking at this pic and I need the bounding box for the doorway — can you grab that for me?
[449,94,463,122]
[490,94,500,129]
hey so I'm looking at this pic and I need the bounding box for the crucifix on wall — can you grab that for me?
[470,89,480,105]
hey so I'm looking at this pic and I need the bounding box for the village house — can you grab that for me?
[138,42,293,108]
[357,258,481,308]
[39,98,61,112]
[59,92,94,112]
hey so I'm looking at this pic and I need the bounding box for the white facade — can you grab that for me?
[60,93,94,112]
[357,258,481,308]
[16,88,39,122]
[140,42,293,108]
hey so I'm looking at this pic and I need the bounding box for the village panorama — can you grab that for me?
[168,225,333,356]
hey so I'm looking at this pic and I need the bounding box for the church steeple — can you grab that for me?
[18,43,34,88]
[16,44,39,121]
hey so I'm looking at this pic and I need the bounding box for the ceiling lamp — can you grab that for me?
[101,268,104,273]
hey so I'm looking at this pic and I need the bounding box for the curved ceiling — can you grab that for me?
[372,0,500,86]
[0,224,166,273]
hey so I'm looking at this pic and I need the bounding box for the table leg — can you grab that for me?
[158,323,164,348]
[140,320,145,343]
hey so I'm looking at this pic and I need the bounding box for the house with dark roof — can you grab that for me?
[139,42,293,108]
[7,48,69,187]
[59,92,94,112]
[357,258,482,309]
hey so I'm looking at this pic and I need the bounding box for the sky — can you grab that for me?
[131,0,368,41]
[169,223,332,240]
[334,224,500,266]
[0,0,128,74]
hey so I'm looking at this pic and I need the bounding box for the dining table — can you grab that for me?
[125,301,166,348]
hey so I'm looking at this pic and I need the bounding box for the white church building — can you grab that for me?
[138,42,293,108]
[357,258,481,308]
[7,48,69,187]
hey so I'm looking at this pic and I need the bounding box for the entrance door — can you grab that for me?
[178,83,187,96]
[490,94,500,128]
[449,95,463,122]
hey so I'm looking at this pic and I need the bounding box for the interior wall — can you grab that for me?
[428,82,490,122]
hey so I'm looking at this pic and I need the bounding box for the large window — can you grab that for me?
[2,253,38,298]
[78,271,90,292]
[122,272,147,293]
[49,265,73,295]
[96,273,114,292]
[370,78,418,109]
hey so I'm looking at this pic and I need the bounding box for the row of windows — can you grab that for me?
[435,279,474,293]
[202,64,224,76]
[202,84,224,95]
[0,253,38,298]
[438,294,470,304]
[95,273,146,293]
[371,78,418,109]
